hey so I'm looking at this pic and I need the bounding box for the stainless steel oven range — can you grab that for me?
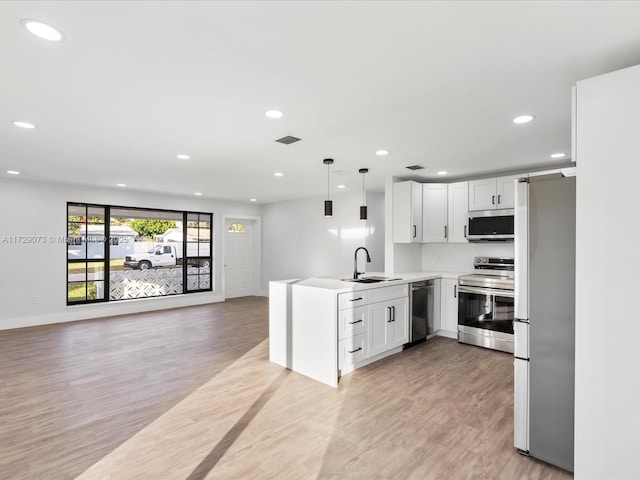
[457,257,514,353]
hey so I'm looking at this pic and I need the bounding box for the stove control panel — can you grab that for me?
[474,256,514,271]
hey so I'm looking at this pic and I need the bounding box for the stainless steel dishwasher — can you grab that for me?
[406,280,436,348]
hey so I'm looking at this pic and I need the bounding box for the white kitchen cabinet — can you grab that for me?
[468,178,496,211]
[422,183,448,243]
[338,283,409,372]
[468,175,520,211]
[496,174,520,209]
[339,333,368,370]
[447,181,469,243]
[393,181,422,243]
[439,278,458,337]
[368,296,409,357]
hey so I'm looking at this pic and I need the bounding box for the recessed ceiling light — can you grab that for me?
[7,170,20,175]
[274,172,284,177]
[21,19,63,42]
[265,110,283,119]
[550,152,566,159]
[337,184,346,189]
[194,192,202,196]
[437,171,448,175]
[177,154,190,160]
[513,114,535,124]
[13,121,35,129]
[376,150,389,156]
[250,198,257,202]
[116,183,126,187]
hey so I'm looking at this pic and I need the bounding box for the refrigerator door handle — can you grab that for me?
[514,178,529,321]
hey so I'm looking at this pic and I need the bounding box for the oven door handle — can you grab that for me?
[457,285,514,298]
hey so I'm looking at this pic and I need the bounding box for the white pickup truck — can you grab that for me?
[124,243,211,270]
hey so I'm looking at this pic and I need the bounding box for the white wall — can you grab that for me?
[421,242,514,273]
[574,65,640,478]
[262,191,384,288]
[0,178,261,330]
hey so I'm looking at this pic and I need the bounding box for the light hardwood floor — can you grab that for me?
[0,297,572,479]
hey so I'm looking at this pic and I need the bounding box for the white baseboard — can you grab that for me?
[436,329,458,340]
[2,292,225,331]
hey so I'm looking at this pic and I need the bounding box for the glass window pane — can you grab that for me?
[68,263,86,282]
[68,204,86,223]
[87,281,105,300]
[187,274,199,291]
[68,282,86,302]
[87,262,105,281]
[88,206,105,223]
[199,275,211,290]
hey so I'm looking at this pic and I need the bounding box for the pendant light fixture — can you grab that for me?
[359,168,368,220]
[323,158,334,217]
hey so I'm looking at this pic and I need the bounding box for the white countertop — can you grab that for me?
[273,270,467,293]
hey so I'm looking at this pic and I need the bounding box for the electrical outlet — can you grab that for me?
[33,295,40,304]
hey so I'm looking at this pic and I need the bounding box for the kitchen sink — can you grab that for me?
[341,276,403,283]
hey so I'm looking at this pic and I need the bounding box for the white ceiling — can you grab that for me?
[2,1,640,204]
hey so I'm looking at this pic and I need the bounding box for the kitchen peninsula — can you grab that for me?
[269,271,461,387]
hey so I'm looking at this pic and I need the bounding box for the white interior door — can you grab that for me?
[224,219,255,298]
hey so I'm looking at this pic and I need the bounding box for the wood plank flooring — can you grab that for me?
[0,297,572,479]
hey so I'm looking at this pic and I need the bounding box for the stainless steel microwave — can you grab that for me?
[466,209,514,241]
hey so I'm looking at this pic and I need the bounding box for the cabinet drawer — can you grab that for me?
[338,306,368,340]
[338,291,369,310]
[339,333,368,369]
[368,284,408,304]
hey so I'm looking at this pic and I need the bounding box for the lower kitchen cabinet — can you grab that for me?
[283,280,415,387]
[440,278,459,337]
[339,333,368,370]
[368,296,409,357]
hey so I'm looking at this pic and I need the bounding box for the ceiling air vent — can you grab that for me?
[275,135,301,145]
[405,164,425,171]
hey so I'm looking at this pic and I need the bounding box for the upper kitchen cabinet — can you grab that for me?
[469,174,521,211]
[393,181,422,243]
[422,183,448,243]
[447,181,469,243]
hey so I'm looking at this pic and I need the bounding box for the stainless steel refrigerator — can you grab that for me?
[513,172,576,472]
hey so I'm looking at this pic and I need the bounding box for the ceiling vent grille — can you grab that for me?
[405,164,425,171]
[275,135,301,145]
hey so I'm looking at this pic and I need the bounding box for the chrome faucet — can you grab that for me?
[353,247,371,280]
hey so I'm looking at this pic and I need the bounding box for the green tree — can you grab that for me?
[130,219,177,240]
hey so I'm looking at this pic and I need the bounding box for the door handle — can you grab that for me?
[348,346,363,354]
[454,285,457,298]
[413,225,417,238]
[498,194,501,205]
[492,195,495,205]
[392,306,396,322]
[349,297,363,302]
[348,319,363,325]
[387,306,393,322]
[464,225,467,238]
[444,225,447,239]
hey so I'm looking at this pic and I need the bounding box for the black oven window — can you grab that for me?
[458,292,514,334]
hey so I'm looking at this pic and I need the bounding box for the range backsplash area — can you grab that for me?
[421,242,515,272]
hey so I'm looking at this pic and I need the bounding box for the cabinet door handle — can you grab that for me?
[387,306,393,322]
[444,225,447,239]
[492,195,495,205]
[413,225,417,238]
[392,306,396,322]
[349,297,363,302]
[348,346,363,354]
[454,285,457,298]
[464,225,467,238]
[497,194,501,205]
[348,319,363,325]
